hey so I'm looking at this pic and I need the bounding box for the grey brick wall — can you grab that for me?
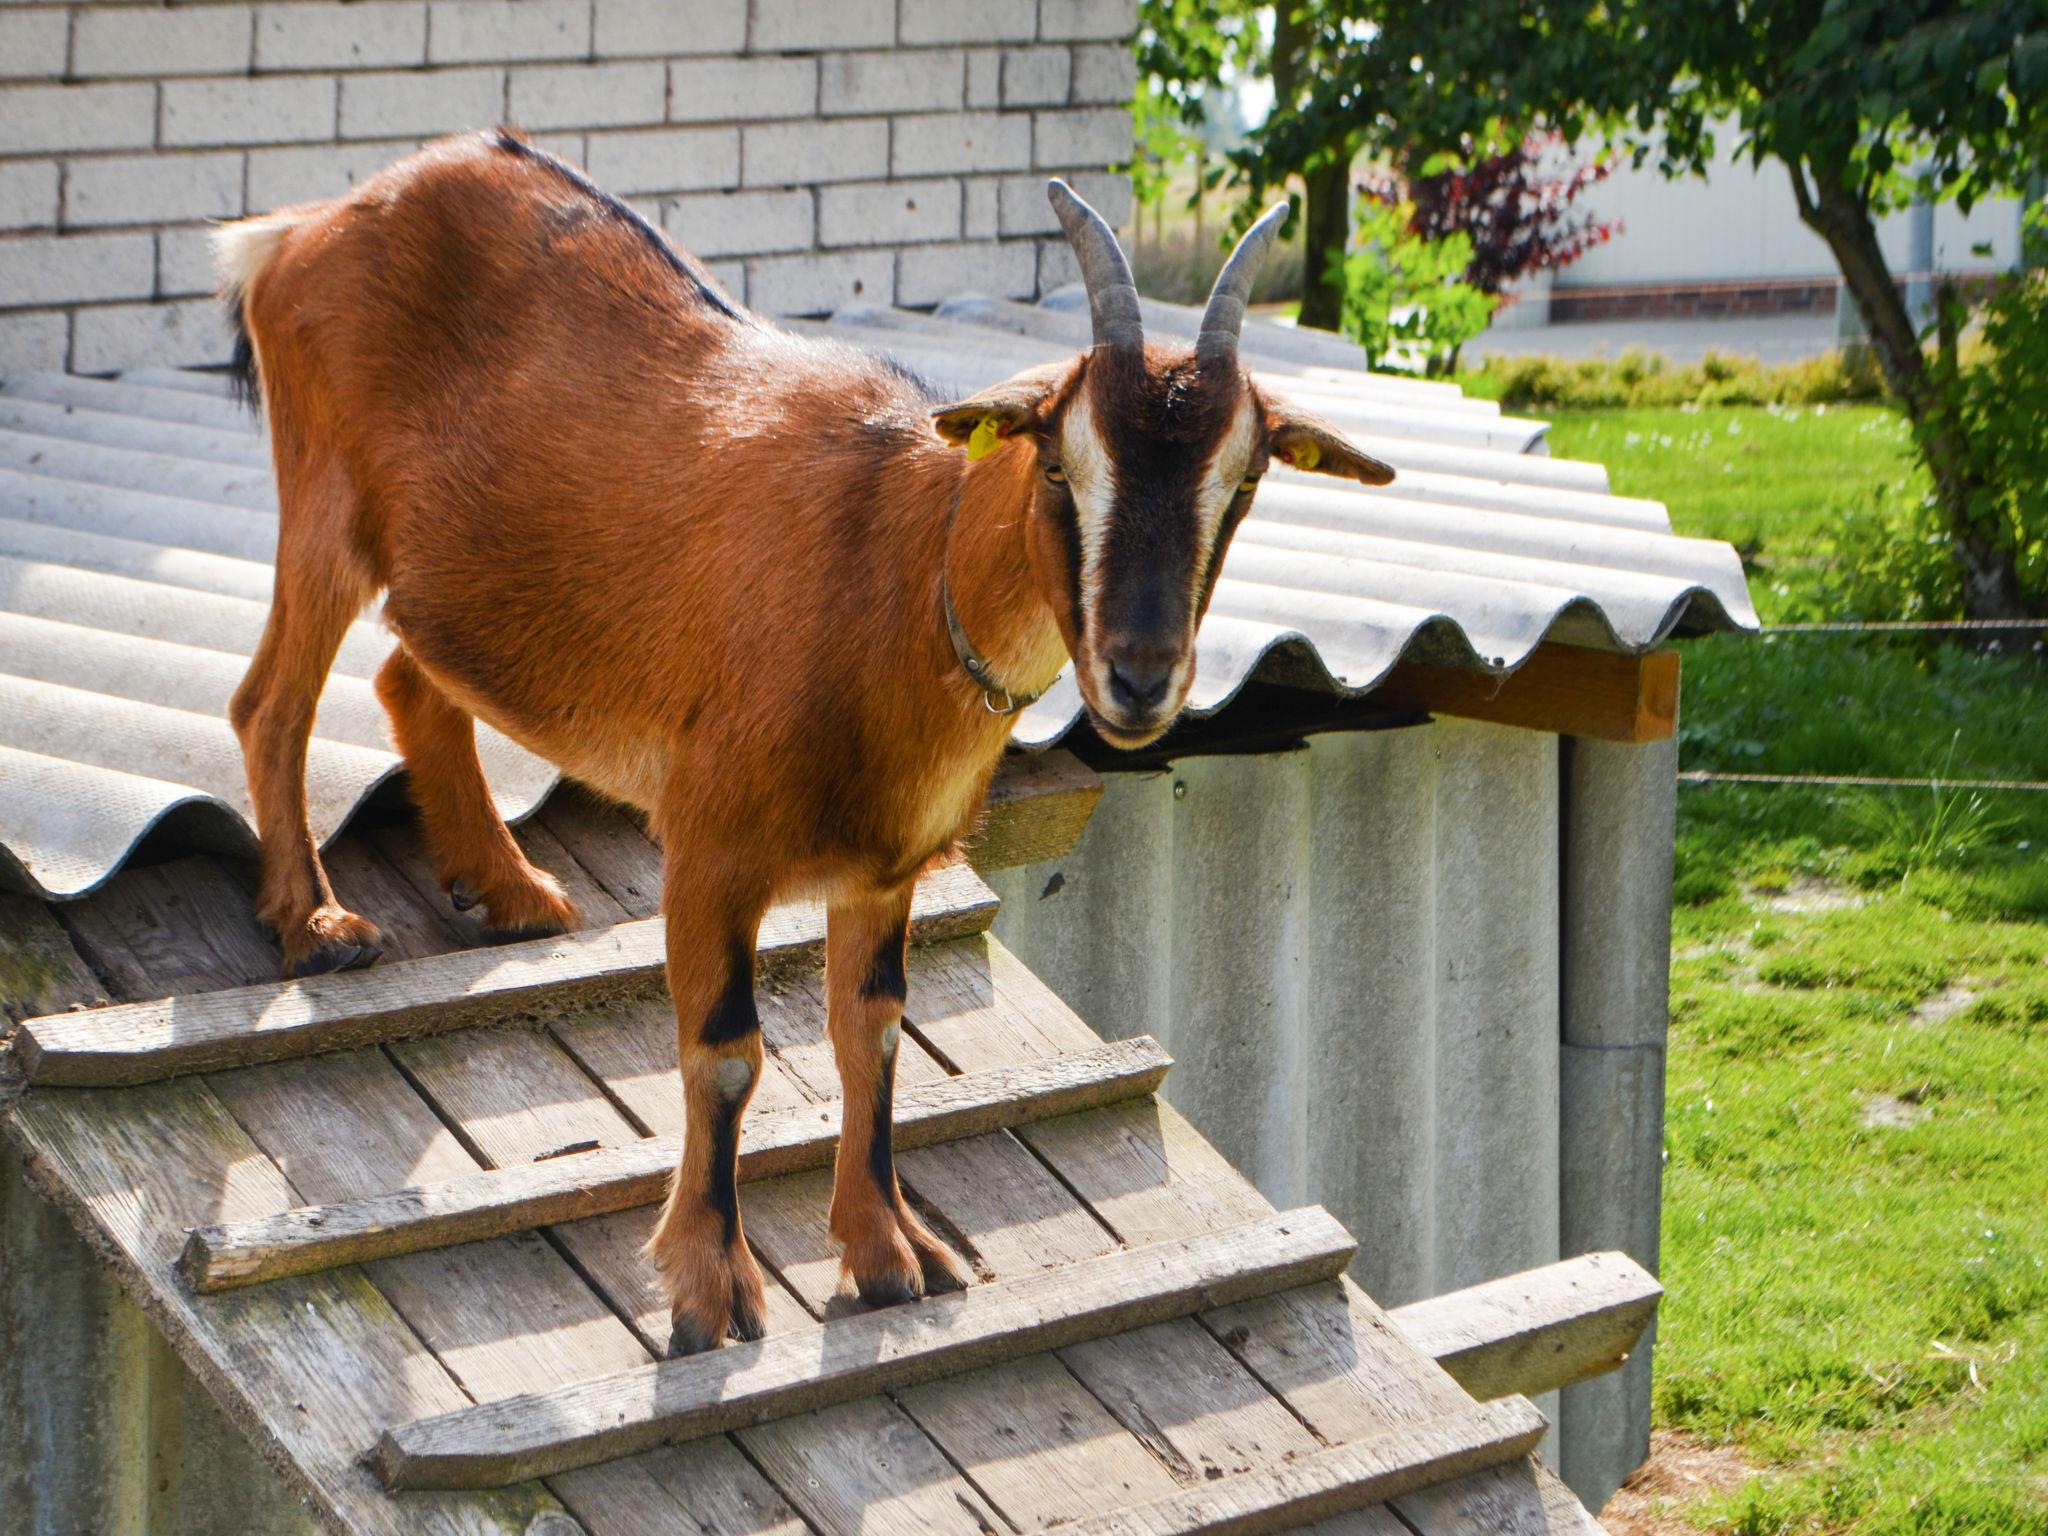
[0,0,1136,374]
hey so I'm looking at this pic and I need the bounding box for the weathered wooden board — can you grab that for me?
[0,891,106,1025]
[1060,1397,1548,1536]
[2,1081,569,1536]
[740,944,1301,1528]
[373,1208,1357,1490]
[47,840,813,1536]
[917,935,1605,1536]
[17,862,997,1086]
[182,1036,1172,1291]
[968,748,1105,873]
[334,838,1010,1531]
[1385,1251,1660,1403]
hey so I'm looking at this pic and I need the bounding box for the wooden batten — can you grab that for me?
[371,1207,1358,1491]
[1060,1396,1549,1536]
[1370,645,1680,743]
[15,863,997,1087]
[181,1036,1173,1292]
[971,749,1106,872]
[1385,1252,1661,1403]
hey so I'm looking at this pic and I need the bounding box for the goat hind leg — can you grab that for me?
[826,885,972,1306]
[375,645,576,940]
[229,461,380,978]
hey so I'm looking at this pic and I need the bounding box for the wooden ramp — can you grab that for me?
[4,793,1653,1536]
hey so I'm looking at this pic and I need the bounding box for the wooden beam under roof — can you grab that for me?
[1370,644,1680,744]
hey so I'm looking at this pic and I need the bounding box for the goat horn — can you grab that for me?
[1047,179,1143,353]
[1197,201,1291,366]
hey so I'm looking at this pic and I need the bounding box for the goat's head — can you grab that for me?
[933,181,1395,748]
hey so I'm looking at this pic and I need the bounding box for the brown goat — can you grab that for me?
[214,130,1392,1353]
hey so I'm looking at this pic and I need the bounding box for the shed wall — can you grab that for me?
[984,716,1676,1512]
[0,0,1136,375]
[2,1142,321,1535]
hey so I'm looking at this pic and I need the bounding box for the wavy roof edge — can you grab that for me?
[0,295,1755,901]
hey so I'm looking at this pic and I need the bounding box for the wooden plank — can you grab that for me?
[918,936,1605,1536]
[1393,1457,1610,1536]
[339,839,1008,1533]
[246,837,822,1535]
[372,1207,1357,1490]
[733,947,1210,1528]
[1369,645,1679,744]
[183,1036,1173,1291]
[968,749,1105,872]
[889,940,1383,1522]
[2,1082,567,1536]
[1384,1252,1661,1403]
[734,1396,1004,1536]
[16,862,999,1086]
[1060,1397,1548,1536]
[0,891,107,1026]
[893,1351,1186,1517]
[366,911,1018,1534]
[535,785,666,919]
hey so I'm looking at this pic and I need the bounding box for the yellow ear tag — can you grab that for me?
[1288,438,1322,471]
[966,415,1004,461]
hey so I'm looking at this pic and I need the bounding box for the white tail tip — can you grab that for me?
[212,215,293,303]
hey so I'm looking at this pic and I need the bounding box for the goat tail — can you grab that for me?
[211,213,296,417]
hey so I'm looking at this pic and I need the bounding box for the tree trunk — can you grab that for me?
[1270,6,1350,333]
[1788,160,2032,619]
[1295,158,1352,333]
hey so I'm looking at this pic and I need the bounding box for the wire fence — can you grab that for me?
[1762,618,2048,634]
[1680,614,2047,793]
[1680,771,2048,794]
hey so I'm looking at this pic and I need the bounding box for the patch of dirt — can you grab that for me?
[1910,983,1978,1027]
[1600,1430,1756,1534]
[1860,1091,1932,1129]
[1748,876,1865,914]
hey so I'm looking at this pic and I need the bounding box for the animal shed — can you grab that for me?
[1,291,1749,1530]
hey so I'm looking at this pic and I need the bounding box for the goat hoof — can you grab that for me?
[666,1315,724,1358]
[727,1295,766,1344]
[853,1270,922,1310]
[448,878,481,912]
[920,1258,970,1295]
[287,942,362,979]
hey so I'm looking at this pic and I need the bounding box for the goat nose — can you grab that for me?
[1106,653,1175,715]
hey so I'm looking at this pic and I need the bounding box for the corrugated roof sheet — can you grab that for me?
[0,298,1755,900]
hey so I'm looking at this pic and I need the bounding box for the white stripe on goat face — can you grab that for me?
[1187,391,1258,616]
[1060,386,1118,641]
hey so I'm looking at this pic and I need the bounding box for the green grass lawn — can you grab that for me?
[1547,407,2048,1534]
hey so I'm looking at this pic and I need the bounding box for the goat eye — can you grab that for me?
[1044,464,1066,484]
[1240,475,1262,493]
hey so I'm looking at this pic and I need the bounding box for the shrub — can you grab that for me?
[1464,346,1888,410]
[1339,199,1495,374]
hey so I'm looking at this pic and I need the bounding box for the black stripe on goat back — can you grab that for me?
[489,127,747,323]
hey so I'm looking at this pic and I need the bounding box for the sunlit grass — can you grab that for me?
[1544,408,2048,1533]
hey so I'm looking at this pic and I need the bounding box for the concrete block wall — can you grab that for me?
[0,0,1138,375]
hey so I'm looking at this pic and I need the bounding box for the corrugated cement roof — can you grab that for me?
[0,297,1756,899]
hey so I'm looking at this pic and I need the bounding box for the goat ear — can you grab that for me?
[931,361,1074,451]
[1264,396,1397,486]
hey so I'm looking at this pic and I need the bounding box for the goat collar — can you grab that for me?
[941,568,1046,716]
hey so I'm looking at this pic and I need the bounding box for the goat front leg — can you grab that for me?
[826,886,972,1306]
[644,853,773,1356]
